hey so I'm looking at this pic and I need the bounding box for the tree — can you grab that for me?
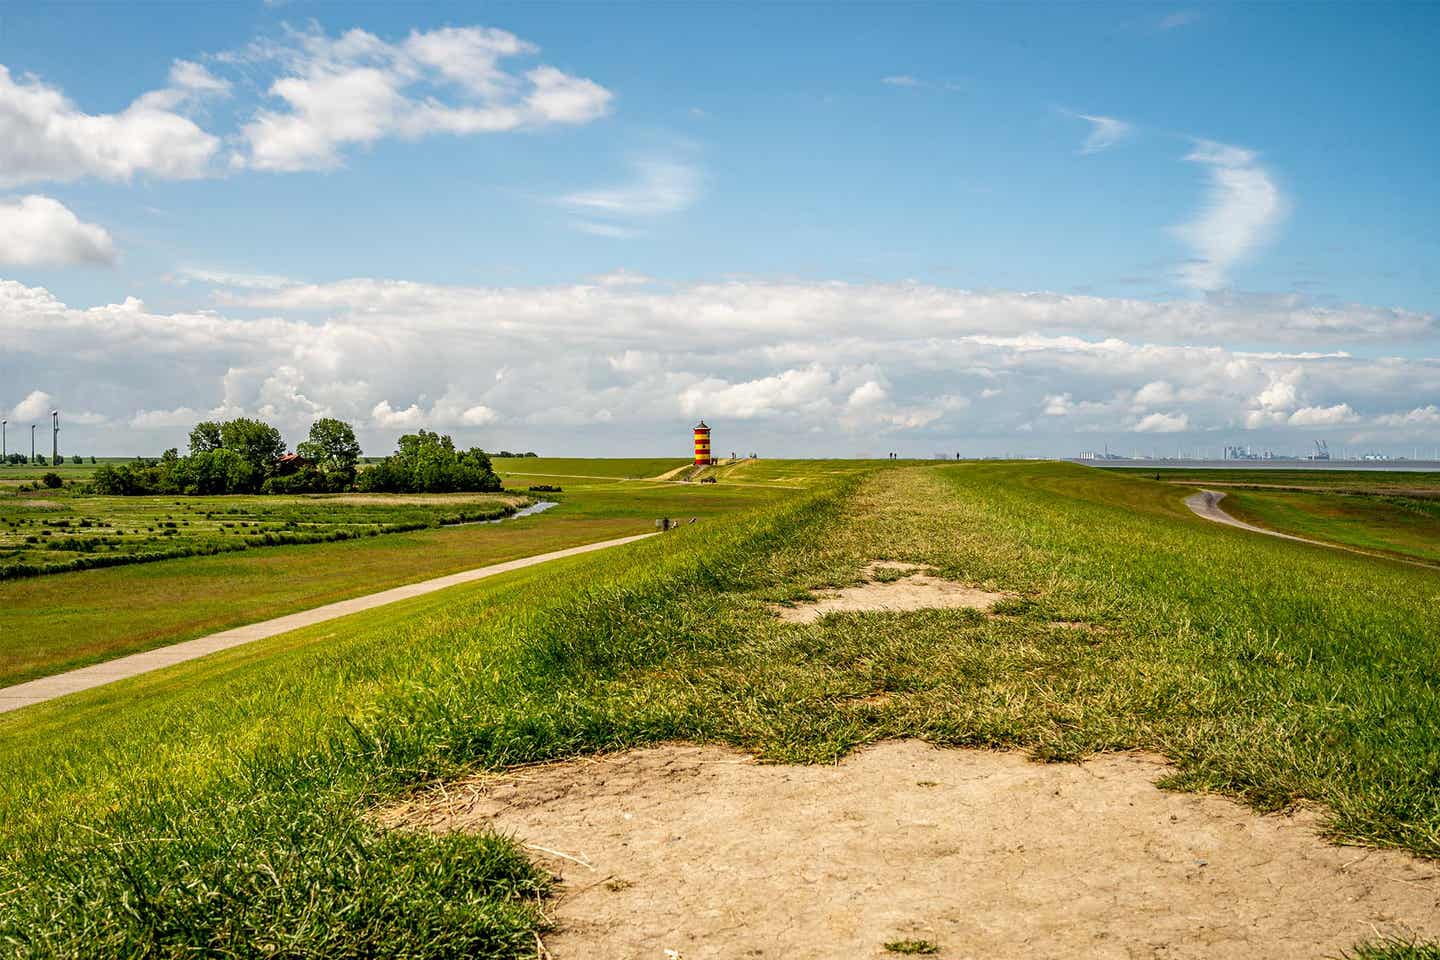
[188,421,223,454]
[41,472,62,489]
[356,430,500,494]
[71,454,82,464]
[296,418,361,490]
[218,418,285,476]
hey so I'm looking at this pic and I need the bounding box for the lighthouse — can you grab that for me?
[693,421,713,466]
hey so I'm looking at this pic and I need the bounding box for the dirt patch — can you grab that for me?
[773,561,1007,623]
[383,741,1440,959]
[14,499,63,509]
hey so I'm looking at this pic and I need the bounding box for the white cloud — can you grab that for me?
[1133,380,1175,406]
[1375,405,1440,427]
[1134,411,1189,433]
[0,195,116,266]
[559,157,700,219]
[1070,112,1132,154]
[1173,139,1285,290]
[0,64,221,187]
[573,221,641,239]
[588,269,654,287]
[1287,403,1357,427]
[235,25,611,171]
[10,390,55,420]
[370,400,427,428]
[881,75,921,87]
[172,266,299,290]
[3,274,1438,455]
[847,381,888,409]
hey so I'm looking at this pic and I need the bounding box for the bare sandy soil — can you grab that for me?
[772,562,1008,624]
[383,740,1440,959]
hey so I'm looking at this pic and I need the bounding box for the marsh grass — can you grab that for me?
[1,463,1436,957]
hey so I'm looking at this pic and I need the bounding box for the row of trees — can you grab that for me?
[90,418,501,496]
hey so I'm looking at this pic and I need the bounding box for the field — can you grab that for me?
[1108,466,1440,565]
[0,474,791,688]
[0,488,527,575]
[1,461,1436,957]
[492,457,688,481]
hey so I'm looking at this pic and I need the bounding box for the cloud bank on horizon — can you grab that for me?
[0,6,1436,457]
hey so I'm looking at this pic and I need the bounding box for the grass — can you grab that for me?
[884,938,940,954]
[1221,488,1440,564]
[492,457,687,480]
[1108,466,1440,493]
[0,477,787,687]
[0,488,526,576]
[0,461,1435,957]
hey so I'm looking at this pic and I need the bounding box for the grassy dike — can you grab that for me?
[2,462,1438,957]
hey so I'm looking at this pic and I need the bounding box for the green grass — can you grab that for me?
[492,457,687,480]
[1220,488,1440,564]
[0,476,788,687]
[1108,466,1440,493]
[0,461,1436,957]
[0,457,129,482]
[884,938,940,954]
[0,489,526,575]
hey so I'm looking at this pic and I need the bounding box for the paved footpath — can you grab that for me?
[0,532,656,715]
[1184,489,1435,570]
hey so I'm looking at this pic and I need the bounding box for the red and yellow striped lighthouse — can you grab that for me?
[693,420,713,466]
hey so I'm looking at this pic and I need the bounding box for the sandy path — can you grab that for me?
[1183,489,1436,569]
[386,741,1440,959]
[0,532,655,715]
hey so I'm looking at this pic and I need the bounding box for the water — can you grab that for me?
[491,500,558,521]
[452,500,559,526]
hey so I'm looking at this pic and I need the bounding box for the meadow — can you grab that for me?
[0,472,793,687]
[0,489,526,577]
[1112,466,1440,565]
[0,461,1435,958]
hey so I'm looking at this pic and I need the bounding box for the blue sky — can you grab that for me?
[1,2,1437,458]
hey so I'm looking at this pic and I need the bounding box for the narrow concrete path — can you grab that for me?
[1184,489,1436,570]
[0,532,656,715]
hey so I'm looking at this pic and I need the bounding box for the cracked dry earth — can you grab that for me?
[382,741,1440,959]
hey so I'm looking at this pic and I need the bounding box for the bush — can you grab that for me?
[40,473,62,489]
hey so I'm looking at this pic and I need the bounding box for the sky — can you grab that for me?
[1,1,1437,459]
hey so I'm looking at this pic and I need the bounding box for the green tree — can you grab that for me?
[188,421,223,454]
[296,418,361,490]
[218,419,285,476]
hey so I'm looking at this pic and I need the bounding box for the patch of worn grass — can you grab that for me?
[884,938,940,955]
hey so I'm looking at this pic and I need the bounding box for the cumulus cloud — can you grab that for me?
[233,25,612,171]
[0,64,222,187]
[3,275,1438,456]
[1287,403,1357,427]
[10,389,55,420]
[0,195,116,266]
[1173,140,1285,290]
[1134,411,1189,433]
